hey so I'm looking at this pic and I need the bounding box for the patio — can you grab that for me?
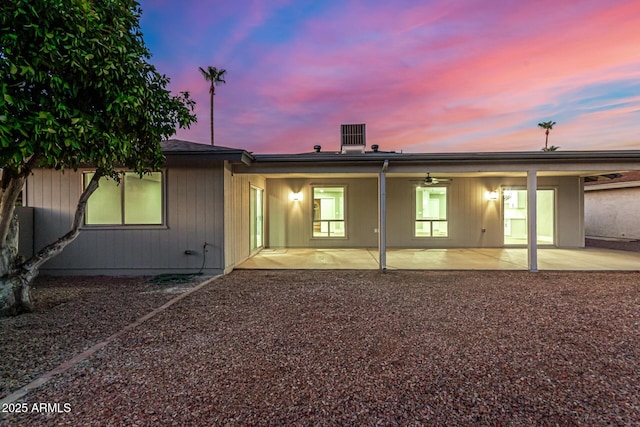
[237,247,640,270]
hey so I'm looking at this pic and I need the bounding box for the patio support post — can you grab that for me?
[378,160,388,271]
[527,169,538,272]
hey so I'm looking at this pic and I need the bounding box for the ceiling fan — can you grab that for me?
[411,173,452,186]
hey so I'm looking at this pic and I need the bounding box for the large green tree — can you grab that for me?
[538,120,557,151]
[0,0,196,315]
[198,66,226,146]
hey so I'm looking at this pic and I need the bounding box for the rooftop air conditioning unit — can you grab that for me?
[340,124,366,154]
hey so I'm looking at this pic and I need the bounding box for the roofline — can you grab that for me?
[251,150,640,164]
[231,149,640,176]
[164,149,254,165]
[585,181,640,191]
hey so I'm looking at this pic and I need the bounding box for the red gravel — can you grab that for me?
[1,270,639,426]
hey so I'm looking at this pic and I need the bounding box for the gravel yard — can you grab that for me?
[1,270,639,426]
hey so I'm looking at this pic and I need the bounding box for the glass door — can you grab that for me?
[503,189,555,245]
[250,186,264,252]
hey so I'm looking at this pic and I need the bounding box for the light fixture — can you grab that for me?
[290,192,303,202]
[486,190,499,201]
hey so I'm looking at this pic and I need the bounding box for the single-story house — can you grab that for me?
[19,125,640,274]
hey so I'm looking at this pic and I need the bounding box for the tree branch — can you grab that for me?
[20,170,103,275]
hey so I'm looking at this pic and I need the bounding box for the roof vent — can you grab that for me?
[341,124,366,154]
[371,144,379,152]
[313,145,322,153]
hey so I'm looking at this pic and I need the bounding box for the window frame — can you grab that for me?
[413,184,449,238]
[82,170,167,229]
[311,185,347,239]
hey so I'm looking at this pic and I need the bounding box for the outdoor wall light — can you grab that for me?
[486,190,499,201]
[290,192,303,202]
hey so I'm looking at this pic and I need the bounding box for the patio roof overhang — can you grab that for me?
[231,150,640,177]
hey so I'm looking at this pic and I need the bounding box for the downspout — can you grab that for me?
[379,160,389,271]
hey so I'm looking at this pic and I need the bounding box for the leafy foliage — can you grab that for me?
[0,0,196,315]
[0,0,196,181]
[198,66,227,94]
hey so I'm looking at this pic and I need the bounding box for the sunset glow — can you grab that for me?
[140,0,640,153]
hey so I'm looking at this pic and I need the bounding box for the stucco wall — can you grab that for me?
[585,186,640,239]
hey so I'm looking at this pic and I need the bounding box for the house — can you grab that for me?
[21,127,640,274]
[584,171,640,244]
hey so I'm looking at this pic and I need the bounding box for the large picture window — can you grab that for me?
[415,186,448,237]
[313,186,346,237]
[84,172,163,226]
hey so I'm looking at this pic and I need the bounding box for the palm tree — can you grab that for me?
[538,120,557,151]
[198,66,227,146]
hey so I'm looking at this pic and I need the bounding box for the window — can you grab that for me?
[84,172,163,225]
[415,186,448,237]
[313,186,345,237]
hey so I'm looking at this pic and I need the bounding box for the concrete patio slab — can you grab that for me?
[237,247,640,271]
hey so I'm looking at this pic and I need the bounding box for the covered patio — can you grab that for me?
[237,247,640,271]
[234,148,640,273]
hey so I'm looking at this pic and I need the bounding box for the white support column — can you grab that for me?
[527,169,538,272]
[378,161,388,271]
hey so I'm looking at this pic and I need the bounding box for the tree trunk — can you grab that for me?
[210,86,215,146]
[0,171,102,316]
[0,215,31,316]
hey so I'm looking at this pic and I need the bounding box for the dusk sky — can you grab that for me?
[139,0,640,153]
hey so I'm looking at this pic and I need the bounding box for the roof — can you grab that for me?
[159,140,640,178]
[161,139,254,165]
[584,170,640,191]
[251,150,640,163]
[584,170,640,185]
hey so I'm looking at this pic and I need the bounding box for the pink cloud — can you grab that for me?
[159,0,640,153]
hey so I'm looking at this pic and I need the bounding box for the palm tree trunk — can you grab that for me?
[210,86,215,146]
[545,130,549,150]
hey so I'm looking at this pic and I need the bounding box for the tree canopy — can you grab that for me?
[1,0,195,179]
[0,0,196,315]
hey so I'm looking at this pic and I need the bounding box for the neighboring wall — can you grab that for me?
[585,185,640,240]
[15,206,34,259]
[223,165,266,271]
[27,163,226,275]
[266,175,583,248]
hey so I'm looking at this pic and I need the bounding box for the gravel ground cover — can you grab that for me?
[1,270,639,426]
[0,275,202,399]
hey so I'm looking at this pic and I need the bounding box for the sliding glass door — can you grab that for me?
[250,186,264,252]
[503,189,555,245]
